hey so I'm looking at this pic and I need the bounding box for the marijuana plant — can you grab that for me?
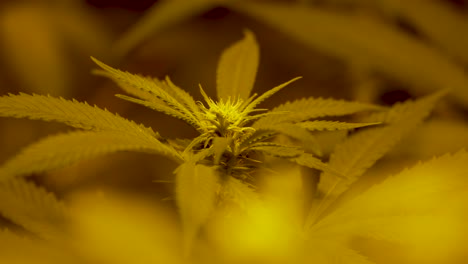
[0,31,462,264]
[0,31,380,245]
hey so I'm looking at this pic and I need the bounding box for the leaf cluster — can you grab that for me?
[0,30,461,263]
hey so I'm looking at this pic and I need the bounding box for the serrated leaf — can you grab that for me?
[93,69,159,103]
[297,120,380,131]
[174,162,219,253]
[242,77,302,117]
[113,0,218,56]
[0,177,67,240]
[216,30,259,101]
[160,76,202,120]
[0,130,181,181]
[254,97,383,129]
[312,91,445,223]
[182,133,212,156]
[98,73,201,123]
[92,57,201,128]
[116,94,198,127]
[0,93,157,137]
[239,130,276,150]
[256,123,322,155]
[230,1,468,106]
[292,153,331,173]
[311,150,468,246]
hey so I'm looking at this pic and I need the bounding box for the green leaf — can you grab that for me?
[254,97,383,129]
[297,120,380,131]
[96,68,201,121]
[160,76,202,120]
[310,150,468,246]
[0,177,67,240]
[341,0,468,65]
[0,130,181,181]
[231,1,468,106]
[218,177,259,212]
[92,57,201,128]
[305,239,375,264]
[116,94,199,128]
[312,91,446,223]
[0,229,77,263]
[175,162,219,253]
[257,123,322,155]
[216,30,259,101]
[113,0,218,56]
[242,77,302,118]
[239,130,276,150]
[292,153,331,173]
[0,93,157,137]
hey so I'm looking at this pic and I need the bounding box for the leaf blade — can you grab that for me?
[0,130,181,181]
[113,0,218,56]
[92,57,201,128]
[0,177,67,240]
[312,150,468,246]
[254,97,383,129]
[216,30,259,101]
[312,90,446,223]
[0,93,157,137]
[175,162,219,253]
[297,120,380,131]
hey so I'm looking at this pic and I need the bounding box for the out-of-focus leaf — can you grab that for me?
[0,229,79,264]
[230,1,468,106]
[114,0,219,57]
[387,0,468,65]
[329,0,468,65]
[310,150,468,258]
[313,91,445,222]
[390,118,468,159]
[218,176,259,212]
[53,4,111,58]
[216,30,259,101]
[69,192,182,264]
[175,162,219,253]
[297,120,380,131]
[0,177,67,240]
[208,191,301,263]
[304,239,375,264]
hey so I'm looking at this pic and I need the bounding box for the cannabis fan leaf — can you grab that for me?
[0,31,384,249]
[309,90,447,223]
[306,150,468,262]
[0,177,67,240]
